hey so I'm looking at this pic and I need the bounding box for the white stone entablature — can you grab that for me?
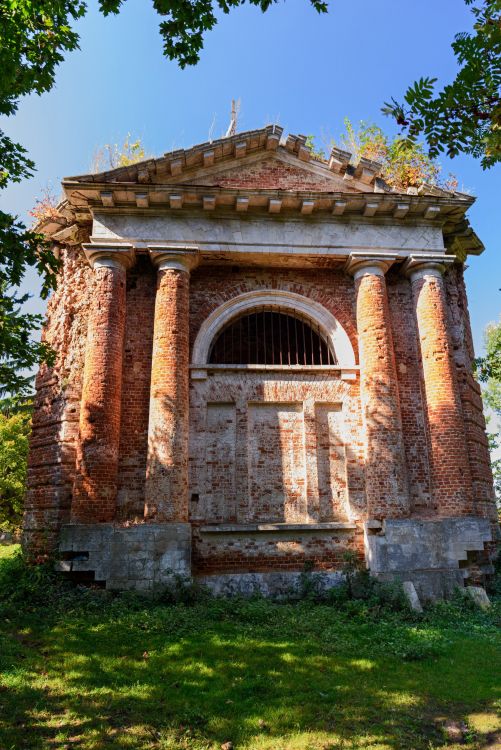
[91,212,446,268]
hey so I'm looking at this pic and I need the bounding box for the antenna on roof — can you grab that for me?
[225,99,240,137]
[208,113,217,143]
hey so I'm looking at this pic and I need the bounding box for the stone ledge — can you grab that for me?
[199,522,357,534]
[191,365,359,381]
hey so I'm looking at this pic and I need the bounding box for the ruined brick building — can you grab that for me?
[25,126,499,600]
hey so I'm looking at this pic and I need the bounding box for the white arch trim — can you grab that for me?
[192,290,356,367]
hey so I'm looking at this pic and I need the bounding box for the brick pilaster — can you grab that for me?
[71,244,135,523]
[405,257,473,516]
[347,254,410,519]
[144,247,199,521]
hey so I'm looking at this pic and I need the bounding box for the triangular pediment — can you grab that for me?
[65,127,382,194]
[61,126,475,239]
[174,151,365,193]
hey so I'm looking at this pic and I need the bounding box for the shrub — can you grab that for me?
[157,573,211,606]
[0,409,31,532]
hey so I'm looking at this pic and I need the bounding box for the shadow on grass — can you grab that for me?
[0,596,500,750]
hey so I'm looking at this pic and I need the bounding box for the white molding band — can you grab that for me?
[345,252,397,279]
[402,253,455,283]
[148,245,200,272]
[353,264,385,280]
[191,289,356,367]
[82,243,136,270]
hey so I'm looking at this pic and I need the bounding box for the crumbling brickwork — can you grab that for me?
[72,258,127,523]
[195,157,344,191]
[145,261,191,522]
[192,527,365,575]
[25,252,497,571]
[444,266,497,523]
[24,247,91,556]
[117,257,155,520]
[353,266,410,519]
[409,268,474,516]
[387,272,433,513]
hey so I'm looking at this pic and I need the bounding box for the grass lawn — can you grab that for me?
[0,544,500,750]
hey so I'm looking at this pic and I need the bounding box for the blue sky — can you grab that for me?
[1,0,500,352]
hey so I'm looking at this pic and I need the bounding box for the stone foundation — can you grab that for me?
[55,516,495,601]
[58,523,191,592]
[198,570,344,598]
[365,516,494,601]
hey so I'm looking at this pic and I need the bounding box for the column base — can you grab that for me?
[365,516,495,602]
[57,523,191,593]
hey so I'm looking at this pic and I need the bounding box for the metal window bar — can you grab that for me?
[247,313,250,364]
[286,313,291,366]
[255,311,259,364]
[239,315,242,362]
[262,310,265,363]
[293,316,298,365]
[278,308,283,365]
[209,308,336,366]
[271,309,275,365]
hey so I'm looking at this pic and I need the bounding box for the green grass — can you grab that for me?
[0,546,500,750]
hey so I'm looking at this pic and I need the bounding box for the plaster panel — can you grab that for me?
[315,404,348,521]
[204,403,237,523]
[248,402,306,523]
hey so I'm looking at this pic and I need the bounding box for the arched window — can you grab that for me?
[208,308,337,365]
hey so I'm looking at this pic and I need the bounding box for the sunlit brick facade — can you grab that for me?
[24,127,499,600]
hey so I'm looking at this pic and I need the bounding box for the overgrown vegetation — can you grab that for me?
[28,185,61,225]
[308,120,459,191]
[90,134,152,173]
[0,545,500,749]
[338,119,459,191]
[0,407,30,532]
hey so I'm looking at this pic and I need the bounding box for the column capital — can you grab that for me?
[148,245,200,273]
[402,254,455,282]
[82,243,136,270]
[345,252,397,280]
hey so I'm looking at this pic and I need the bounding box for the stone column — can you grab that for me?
[346,253,410,519]
[71,244,135,523]
[144,246,199,521]
[404,256,473,516]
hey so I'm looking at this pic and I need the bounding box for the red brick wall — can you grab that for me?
[117,257,155,520]
[354,269,410,519]
[23,247,91,556]
[387,272,433,512]
[189,373,364,522]
[409,269,473,516]
[144,265,191,522]
[189,267,358,360]
[189,267,361,573]
[24,249,497,569]
[71,260,127,523]
[192,527,365,575]
[196,157,342,191]
[444,266,497,522]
